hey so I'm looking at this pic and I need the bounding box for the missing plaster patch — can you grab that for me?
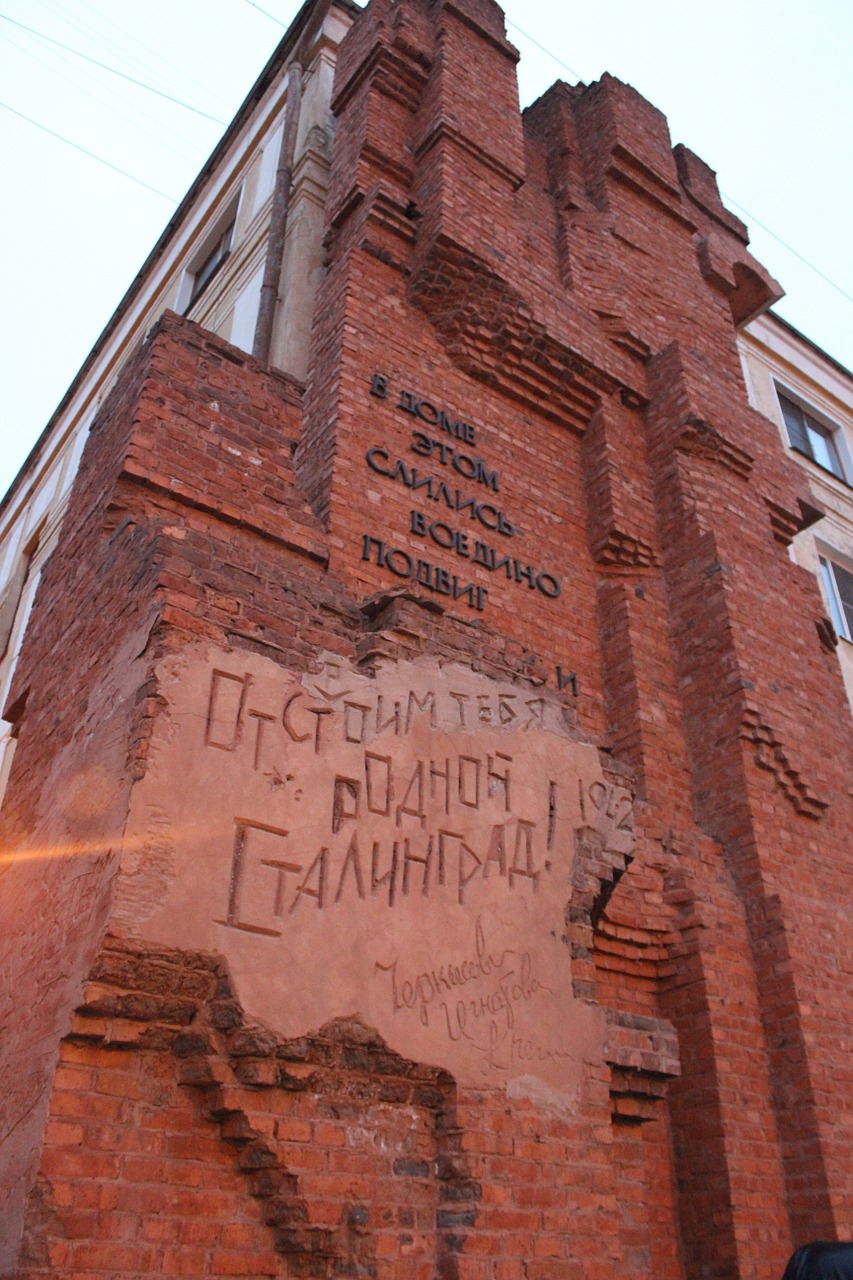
[506,1072,580,1121]
[112,805,175,933]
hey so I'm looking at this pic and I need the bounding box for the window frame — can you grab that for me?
[176,193,242,317]
[819,553,853,643]
[186,220,235,311]
[776,385,848,482]
[0,524,46,809]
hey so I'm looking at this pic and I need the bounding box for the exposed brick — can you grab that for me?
[3,0,852,1277]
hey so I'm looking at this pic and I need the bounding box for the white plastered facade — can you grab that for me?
[0,2,356,800]
[739,312,853,712]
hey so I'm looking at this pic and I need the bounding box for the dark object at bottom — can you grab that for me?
[783,1243,853,1280]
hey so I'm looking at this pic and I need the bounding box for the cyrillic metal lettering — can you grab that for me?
[475,460,499,492]
[536,572,561,599]
[430,521,455,549]
[451,451,478,480]
[556,667,578,695]
[439,410,475,444]
[361,535,386,565]
[366,447,392,476]
[451,580,476,608]
[414,399,440,426]
[385,548,414,578]
[409,437,500,492]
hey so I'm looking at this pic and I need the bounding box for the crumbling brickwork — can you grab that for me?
[1,0,851,1276]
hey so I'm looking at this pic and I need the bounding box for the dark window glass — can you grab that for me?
[779,393,844,480]
[187,221,235,310]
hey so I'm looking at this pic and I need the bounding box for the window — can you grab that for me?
[819,556,853,641]
[175,192,243,316]
[185,218,235,312]
[0,553,31,662]
[0,526,42,663]
[778,391,845,480]
[0,527,44,810]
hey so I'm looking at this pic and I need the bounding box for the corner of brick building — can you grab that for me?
[2,0,852,1276]
[0,312,344,1272]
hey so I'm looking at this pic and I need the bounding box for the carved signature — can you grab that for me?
[374,915,514,1028]
[374,916,569,1072]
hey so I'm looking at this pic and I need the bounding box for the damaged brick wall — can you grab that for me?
[18,935,479,1280]
[2,0,852,1275]
[0,315,347,1269]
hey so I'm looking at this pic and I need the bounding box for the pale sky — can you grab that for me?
[2,0,852,502]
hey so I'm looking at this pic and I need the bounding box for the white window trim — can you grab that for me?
[0,526,46,810]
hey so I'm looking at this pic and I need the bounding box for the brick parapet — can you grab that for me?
[2,0,852,1273]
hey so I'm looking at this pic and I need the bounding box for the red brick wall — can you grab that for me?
[301,0,853,1269]
[0,317,346,1270]
[17,934,678,1280]
[2,0,852,1275]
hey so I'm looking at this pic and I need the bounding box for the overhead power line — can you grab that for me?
[505,17,584,84]
[0,13,227,125]
[48,0,234,113]
[720,192,853,308]
[506,14,853,312]
[0,100,178,201]
[4,27,205,165]
[243,0,288,27]
[5,1,848,314]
